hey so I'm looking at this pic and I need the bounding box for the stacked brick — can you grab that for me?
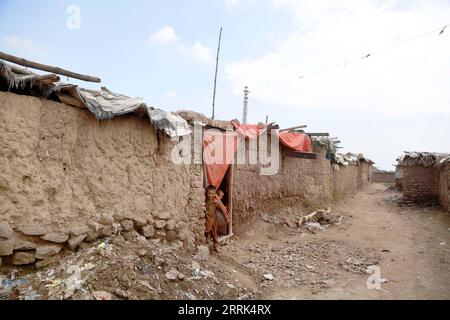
[401,166,439,206]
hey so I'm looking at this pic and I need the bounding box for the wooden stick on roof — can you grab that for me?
[0,51,101,83]
[279,125,307,132]
[306,133,329,136]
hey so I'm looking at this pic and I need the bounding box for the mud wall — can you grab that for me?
[438,163,449,212]
[232,144,368,225]
[372,172,395,183]
[402,165,440,205]
[0,92,204,266]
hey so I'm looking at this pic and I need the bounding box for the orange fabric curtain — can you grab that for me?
[278,132,313,153]
[203,132,238,188]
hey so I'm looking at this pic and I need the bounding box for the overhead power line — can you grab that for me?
[262,23,449,89]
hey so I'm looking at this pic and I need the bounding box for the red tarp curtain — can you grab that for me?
[202,123,313,188]
[203,131,238,189]
[278,132,313,153]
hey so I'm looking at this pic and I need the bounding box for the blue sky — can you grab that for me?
[1,0,449,169]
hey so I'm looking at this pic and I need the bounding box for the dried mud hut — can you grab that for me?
[396,152,450,210]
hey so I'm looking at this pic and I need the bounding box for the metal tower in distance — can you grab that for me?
[242,86,250,124]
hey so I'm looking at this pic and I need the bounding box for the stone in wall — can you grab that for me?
[11,252,36,266]
[0,222,13,239]
[35,244,63,260]
[41,232,69,243]
[0,239,14,256]
[18,225,48,236]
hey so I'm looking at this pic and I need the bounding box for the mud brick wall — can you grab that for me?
[361,162,372,186]
[0,92,204,266]
[232,144,368,225]
[331,165,359,201]
[402,165,440,205]
[438,163,450,212]
[372,172,395,183]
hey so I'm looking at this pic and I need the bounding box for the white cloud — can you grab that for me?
[225,0,240,9]
[2,35,46,55]
[178,42,214,65]
[148,26,213,65]
[226,0,450,116]
[149,26,178,44]
[191,42,214,65]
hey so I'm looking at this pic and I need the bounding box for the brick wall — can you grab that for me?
[402,166,440,205]
[232,140,369,226]
[438,162,450,212]
[372,172,395,183]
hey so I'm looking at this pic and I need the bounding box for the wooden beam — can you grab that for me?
[227,164,234,236]
[306,133,329,136]
[0,51,101,83]
[32,74,60,84]
[279,125,307,132]
[284,151,317,159]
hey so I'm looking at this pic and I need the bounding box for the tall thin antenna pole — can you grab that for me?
[211,27,222,119]
[242,86,249,124]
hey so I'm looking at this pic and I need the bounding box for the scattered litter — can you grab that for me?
[305,264,315,270]
[238,293,251,300]
[439,242,446,246]
[298,208,342,228]
[83,262,96,270]
[64,265,84,299]
[194,245,209,261]
[165,270,185,281]
[304,222,326,233]
[45,279,65,288]
[93,291,112,300]
[96,242,106,254]
[263,273,274,281]
[199,270,215,278]
[191,261,201,275]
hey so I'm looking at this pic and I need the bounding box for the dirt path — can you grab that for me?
[214,183,450,299]
[2,183,448,300]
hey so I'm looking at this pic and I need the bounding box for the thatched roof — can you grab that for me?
[334,152,374,166]
[397,151,450,168]
[0,60,191,137]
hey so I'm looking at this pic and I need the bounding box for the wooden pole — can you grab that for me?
[211,27,222,119]
[306,133,330,136]
[0,51,101,83]
[279,124,307,132]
